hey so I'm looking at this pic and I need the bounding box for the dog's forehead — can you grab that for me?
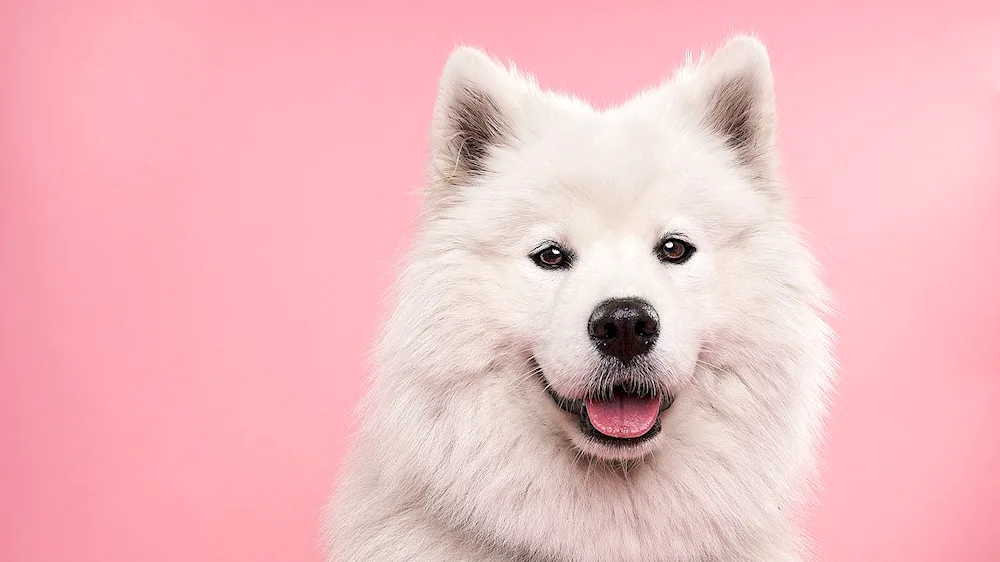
[465,103,766,247]
[530,106,682,173]
[515,118,734,216]
[513,118,664,197]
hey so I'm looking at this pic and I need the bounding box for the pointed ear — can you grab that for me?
[683,36,778,176]
[428,47,526,193]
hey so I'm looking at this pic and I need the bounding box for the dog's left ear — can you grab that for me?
[682,36,778,178]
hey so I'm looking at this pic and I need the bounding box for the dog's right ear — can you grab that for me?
[426,47,526,205]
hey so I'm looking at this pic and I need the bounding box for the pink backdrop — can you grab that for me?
[2,1,999,561]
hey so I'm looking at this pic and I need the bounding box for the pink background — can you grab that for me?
[2,1,999,561]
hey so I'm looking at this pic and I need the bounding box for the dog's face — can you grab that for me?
[420,38,792,462]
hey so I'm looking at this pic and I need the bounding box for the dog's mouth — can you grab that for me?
[540,374,674,447]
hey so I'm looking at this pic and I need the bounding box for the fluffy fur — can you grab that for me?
[324,36,835,562]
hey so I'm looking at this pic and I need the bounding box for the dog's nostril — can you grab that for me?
[593,322,617,340]
[587,297,660,361]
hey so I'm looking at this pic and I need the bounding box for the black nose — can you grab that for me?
[587,297,659,362]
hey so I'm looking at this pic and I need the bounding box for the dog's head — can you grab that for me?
[397,37,828,463]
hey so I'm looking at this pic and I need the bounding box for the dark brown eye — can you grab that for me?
[656,237,695,264]
[531,243,571,270]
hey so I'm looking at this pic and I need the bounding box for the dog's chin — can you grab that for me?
[535,361,675,462]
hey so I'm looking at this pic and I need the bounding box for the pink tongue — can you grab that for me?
[585,394,661,439]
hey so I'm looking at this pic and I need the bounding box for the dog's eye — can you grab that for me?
[531,243,571,270]
[656,237,695,264]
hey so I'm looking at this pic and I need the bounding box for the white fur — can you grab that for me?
[324,36,835,562]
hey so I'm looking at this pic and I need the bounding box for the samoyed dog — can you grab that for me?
[324,36,835,562]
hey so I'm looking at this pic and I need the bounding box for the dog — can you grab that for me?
[323,35,835,562]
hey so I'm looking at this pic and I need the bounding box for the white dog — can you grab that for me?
[324,36,835,562]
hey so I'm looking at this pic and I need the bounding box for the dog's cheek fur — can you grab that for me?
[325,36,835,562]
